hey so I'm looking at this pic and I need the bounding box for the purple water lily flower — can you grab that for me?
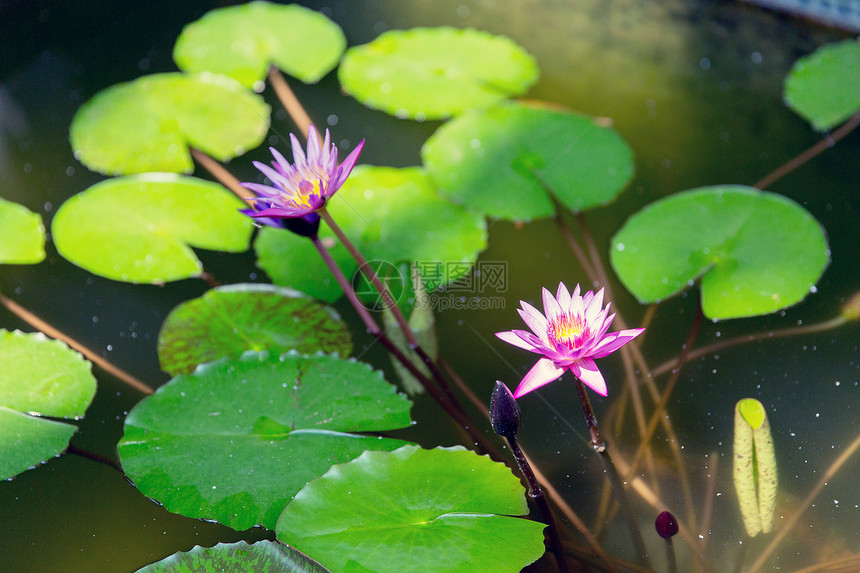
[496,282,644,398]
[241,125,365,220]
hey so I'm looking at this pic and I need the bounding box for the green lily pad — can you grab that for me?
[339,27,538,120]
[52,174,253,284]
[422,102,635,220]
[0,330,97,479]
[70,72,270,175]
[784,40,860,131]
[136,540,331,573]
[277,445,546,573]
[255,165,487,302]
[0,198,45,265]
[174,2,346,88]
[158,283,353,375]
[117,351,413,531]
[610,185,829,320]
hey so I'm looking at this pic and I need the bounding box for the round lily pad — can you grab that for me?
[0,198,45,265]
[70,72,270,175]
[174,2,346,88]
[255,165,487,301]
[136,540,331,573]
[158,283,353,376]
[422,102,635,220]
[784,40,860,131]
[339,27,538,120]
[610,185,829,320]
[117,351,413,531]
[277,445,546,573]
[52,173,254,284]
[0,330,97,479]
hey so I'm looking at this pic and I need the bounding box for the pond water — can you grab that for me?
[0,1,857,572]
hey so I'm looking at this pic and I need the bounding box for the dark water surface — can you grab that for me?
[1,1,857,571]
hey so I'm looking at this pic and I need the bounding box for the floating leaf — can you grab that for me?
[118,351,413,530]
[0,330,96,479]
[784,40,860,131]
[0,198,45,265]
[339,27,538,120]
[70,73,270,175]
[277,445,546,573]
[422,102,635,220]
[136,540,331,573]
[52,174,253,284]
[255,165,487,301]
[158,283,352,376]
[174,2,345,88]
[610,185,829,320]
[733,398,778,537]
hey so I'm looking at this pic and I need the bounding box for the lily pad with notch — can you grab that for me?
[422,101,635,221]
[70,72,270,175]
[174,2,346,88]
[610,185,829,320]
[52,173,253,284]
[117,351,413,531]
[339,27,538,120]
[136,540,331,573]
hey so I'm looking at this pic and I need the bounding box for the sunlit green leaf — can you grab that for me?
[52,174,253,284]
[784,40,860,131]
[255,165,487,301]
[158,283,353,375]
[118,351,413,530]
[70,73,270,175]
[610,185,829,319]
[136,540,331,573]
[277,445,546,573]
[0,330,96,479]
[422,101,635,220]
[174,2,345,88]
[339,27,538,120]
[0,198,45,265]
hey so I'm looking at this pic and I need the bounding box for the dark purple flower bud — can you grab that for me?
[490,381,521,439]
[655,510,679,539]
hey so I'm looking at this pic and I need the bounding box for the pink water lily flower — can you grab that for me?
[496,283,644,398]
[241,125,365,219]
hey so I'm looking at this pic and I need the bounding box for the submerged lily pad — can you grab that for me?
[70,73,270,175]
[277,445,546,573]
[422,102,635,220]
[255,165,487,302]
[339,27,538,120]
[0,198,45,265]
[158,283,353,375]
[136,540,331,573]
[784,40,860,131]
[52,174,253,284]
[117,351,412,530]
[610,185,829,319]
[174,2,345,88]
[0,330,96,479]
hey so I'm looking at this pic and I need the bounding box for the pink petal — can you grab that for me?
[584,288,605,323]
[555,282,572,309]
[590,328,645,358]
[289,132,307,166]
[495,330,540,352]
[513,358,565,398]
[251,206,312,218]
[331,139,365,191]
[240,182,280,198]
[542,287,561,320]
[517,302,548,337]
[305,126,322,164]
[569,358,608,396]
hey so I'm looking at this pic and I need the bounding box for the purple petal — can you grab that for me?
[240,182,281,198]
[331,139,365,190]
[513,358,565,398]
[251,206,312,218]
[496,330,540,352]
[252,161,289,188]
[517,302,548,337]
[305,125,322,164]
[289,132,307,166]
[569,358,608,396]
[590,328,645,358]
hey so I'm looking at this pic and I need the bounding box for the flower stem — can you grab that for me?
[267,66,314,140]
[574,378,651,568]
[317,206,465,415]
[0,290,154,395]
